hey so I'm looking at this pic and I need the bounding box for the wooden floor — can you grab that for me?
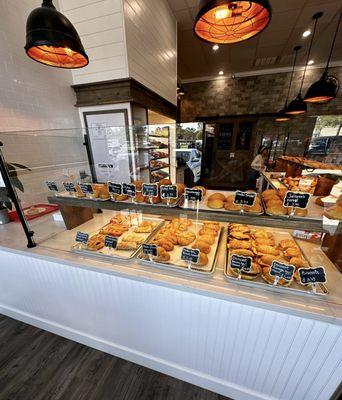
[0,315,232,400]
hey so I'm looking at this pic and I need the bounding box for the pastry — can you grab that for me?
[176,183,186,195]
[192,240,211,254]
[261,267,292,286]
[230,249,254,257]
[158,178,172,186]
[87,234,105,251]
[121,234,144,245]
[202,222,220,231]
[267,205,288,216]
[196,252,209,267]
[262,189,278,197]
[294,208,308,217]
[113,194,129,201]
[117,241,137,250]
[229,231,251,240]
[192,186,206,196]
[252,230,274,240]
[255,245,280,256]
[229,240,253,250]
[176,232,196,246]
[132,180,143,191]
[198,234,215,245]
[207,199,224,209]
[230,262,261,280]
[254,238,275,246]
[208,192,226,202]
[245,203,262,213]
[75,185,86,198]
[278,239,297,251]
[154,247,171,263]
[284,247,302,258]
[229,224,250,233]
[266,199,283,208]
[133,192,146,203]
[224,202,242,212]
[259,254,285,267]
[289,257,309,268]
[133,221,156,233]
[199,227,218,237]
[152,238,174,251]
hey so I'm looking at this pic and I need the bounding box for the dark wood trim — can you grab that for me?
[72,78,178,121]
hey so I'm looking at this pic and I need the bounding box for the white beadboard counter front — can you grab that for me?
[0,219,341,400]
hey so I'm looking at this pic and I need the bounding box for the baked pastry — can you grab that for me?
[87,234,105,251]
[192,240,211,254]
[267,205,288,215]
[196,252,209,267]
[154,247,171,263]
[278,239,297,251]
[92,184,110,199]
[117,241,137,250]
[262,189,278,197]
[158,178,172,186]
[266,199,283,208]
[133,192,146,203]
[152,238,174,251]
[75,185,86,198]
[229,224,250,233]
[245,203,262,213]
[207,199,224,209]
[224,202,242,212]
[229,239,252,250]
[294,208,308,217]
[289,257,309,268]
[208,192,226,202]
[261,267,292,286]
[113,194,129,201]
[229,231,251,240]
[132,180,143,191]
[202,221,220,231]
[230,262,261,280]
[176,232,196,246]
[283,247,302,258]
[252,230,274,240]
[230,249,254,257]
[254,238,275,247]
[199,227,218,237]
[198,234,215,245]
[255,245,280,256]
[259,254,285,267]
[121,234,144,245]
[192,186,206,196]
[133,221,156,233]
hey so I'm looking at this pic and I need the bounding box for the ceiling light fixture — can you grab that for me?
[213,44,219,51]
[304,11,341,104]
[286,12,323,115]
[194,0,272,44]
[276,45,301,122]
[308,60,314,65]
[302,30,311,38]
[219,70,224,75]
[25,0,89,69]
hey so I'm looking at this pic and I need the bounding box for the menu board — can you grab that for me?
[218,123,233,150]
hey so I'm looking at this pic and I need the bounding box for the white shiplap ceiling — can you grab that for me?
[167,0,342,80]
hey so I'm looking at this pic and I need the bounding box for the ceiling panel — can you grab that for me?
[167,0,342,80]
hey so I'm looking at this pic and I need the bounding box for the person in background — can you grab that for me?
[246,146,269,190]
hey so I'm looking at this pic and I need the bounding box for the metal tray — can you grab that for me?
[110,194,184,208]
[225,225,328,297]
[137,220,223,276]
[180,190,265,216]
[73,216,164,261]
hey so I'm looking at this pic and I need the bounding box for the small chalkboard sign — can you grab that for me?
[234,191,256,207]
[142,243,158,257]
[123,183,136,197]
[104,236,118,249]
[63,182,76,192]
[160,185,178,199]
[283,191,310,209]
[46,181,58,191]
[142,183,158,197]
[270,261,295,282]
[79,183,94,195]
[75,231,89,245]
[185,188,202,202]
[230,255,252,272]
[298,267,327,285]
[181,248,200,264]
[108,182,122,195]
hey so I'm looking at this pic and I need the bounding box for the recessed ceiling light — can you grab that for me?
[213,44,219,51]
[219,70,224,76]
[308,60,314,65]
[303,30,311,38]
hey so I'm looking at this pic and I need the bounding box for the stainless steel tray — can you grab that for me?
[179,190,264,216]
[137,221,223,276]
[111,194,184,208]
[224,226,328,297]
[73,216,164,261]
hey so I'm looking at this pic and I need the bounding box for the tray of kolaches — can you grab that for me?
[225,223,327,296]
[138,217,222,275]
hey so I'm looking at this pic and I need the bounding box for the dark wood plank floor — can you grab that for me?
[0,315,232,400]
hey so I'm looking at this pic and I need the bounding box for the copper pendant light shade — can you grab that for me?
[194,0,272,44]
[25,0,89,69]
[286,93,307,115]
[275,108,291,122]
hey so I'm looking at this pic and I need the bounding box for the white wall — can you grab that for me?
[124,0,177,105]
[59,0,129,85]
[0,0,81,132]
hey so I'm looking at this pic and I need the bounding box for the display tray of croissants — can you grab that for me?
[139,217,222,274]
[225,223,327,296]
[73,213,163,259]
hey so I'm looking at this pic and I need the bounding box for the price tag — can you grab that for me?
[108,182,122,195]
[79,183,94,195]
[142,243,158,257]
[104,236,118,249]
[142,183,158,197]
[75,231,89,245]
[234,191,256,207]
[63,182,76,192]
[46,181,58,191]
[160,185,178,199]
[298,267,327,285]
[230,255,252,272]
[270,261,295,282]
[181,248,200,264]
[185,188,202,202]
[283,191,310,209]
[123,183,136,197]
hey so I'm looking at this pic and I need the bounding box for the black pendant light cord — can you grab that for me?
[285,46,301,105]
[324,11,342,73]
[299,12,322,94]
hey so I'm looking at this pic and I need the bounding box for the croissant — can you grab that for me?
[229,240,252,250]
[230,249,254,257]
[255,245,280,256]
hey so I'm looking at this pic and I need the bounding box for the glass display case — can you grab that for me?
[0,125,341,301]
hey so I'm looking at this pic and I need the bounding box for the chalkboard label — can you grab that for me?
[230,255,252,272]
[142,243,158,257]
[63,182,76,192]
[104,236,118,249]
[181,248,200,264]
[75,231,89,245]
[283,191,310,209]
[234,191,256,207]
[46,181,58,191]
[142,183,158,197]
[160,185,178,199]
[108,182,122,195]
[185,188,203,202]
[79,183,94,195]
[123,183,136,197]
[298,267,327,285]
[270,261,295,281]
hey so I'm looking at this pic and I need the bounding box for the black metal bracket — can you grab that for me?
[0,142,36,248]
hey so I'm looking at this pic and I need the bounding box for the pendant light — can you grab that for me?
[194,0,272,44]
[25,0,89,69]
[304,11,341,104]
[286,12,323,115]
[275,46,301,122]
